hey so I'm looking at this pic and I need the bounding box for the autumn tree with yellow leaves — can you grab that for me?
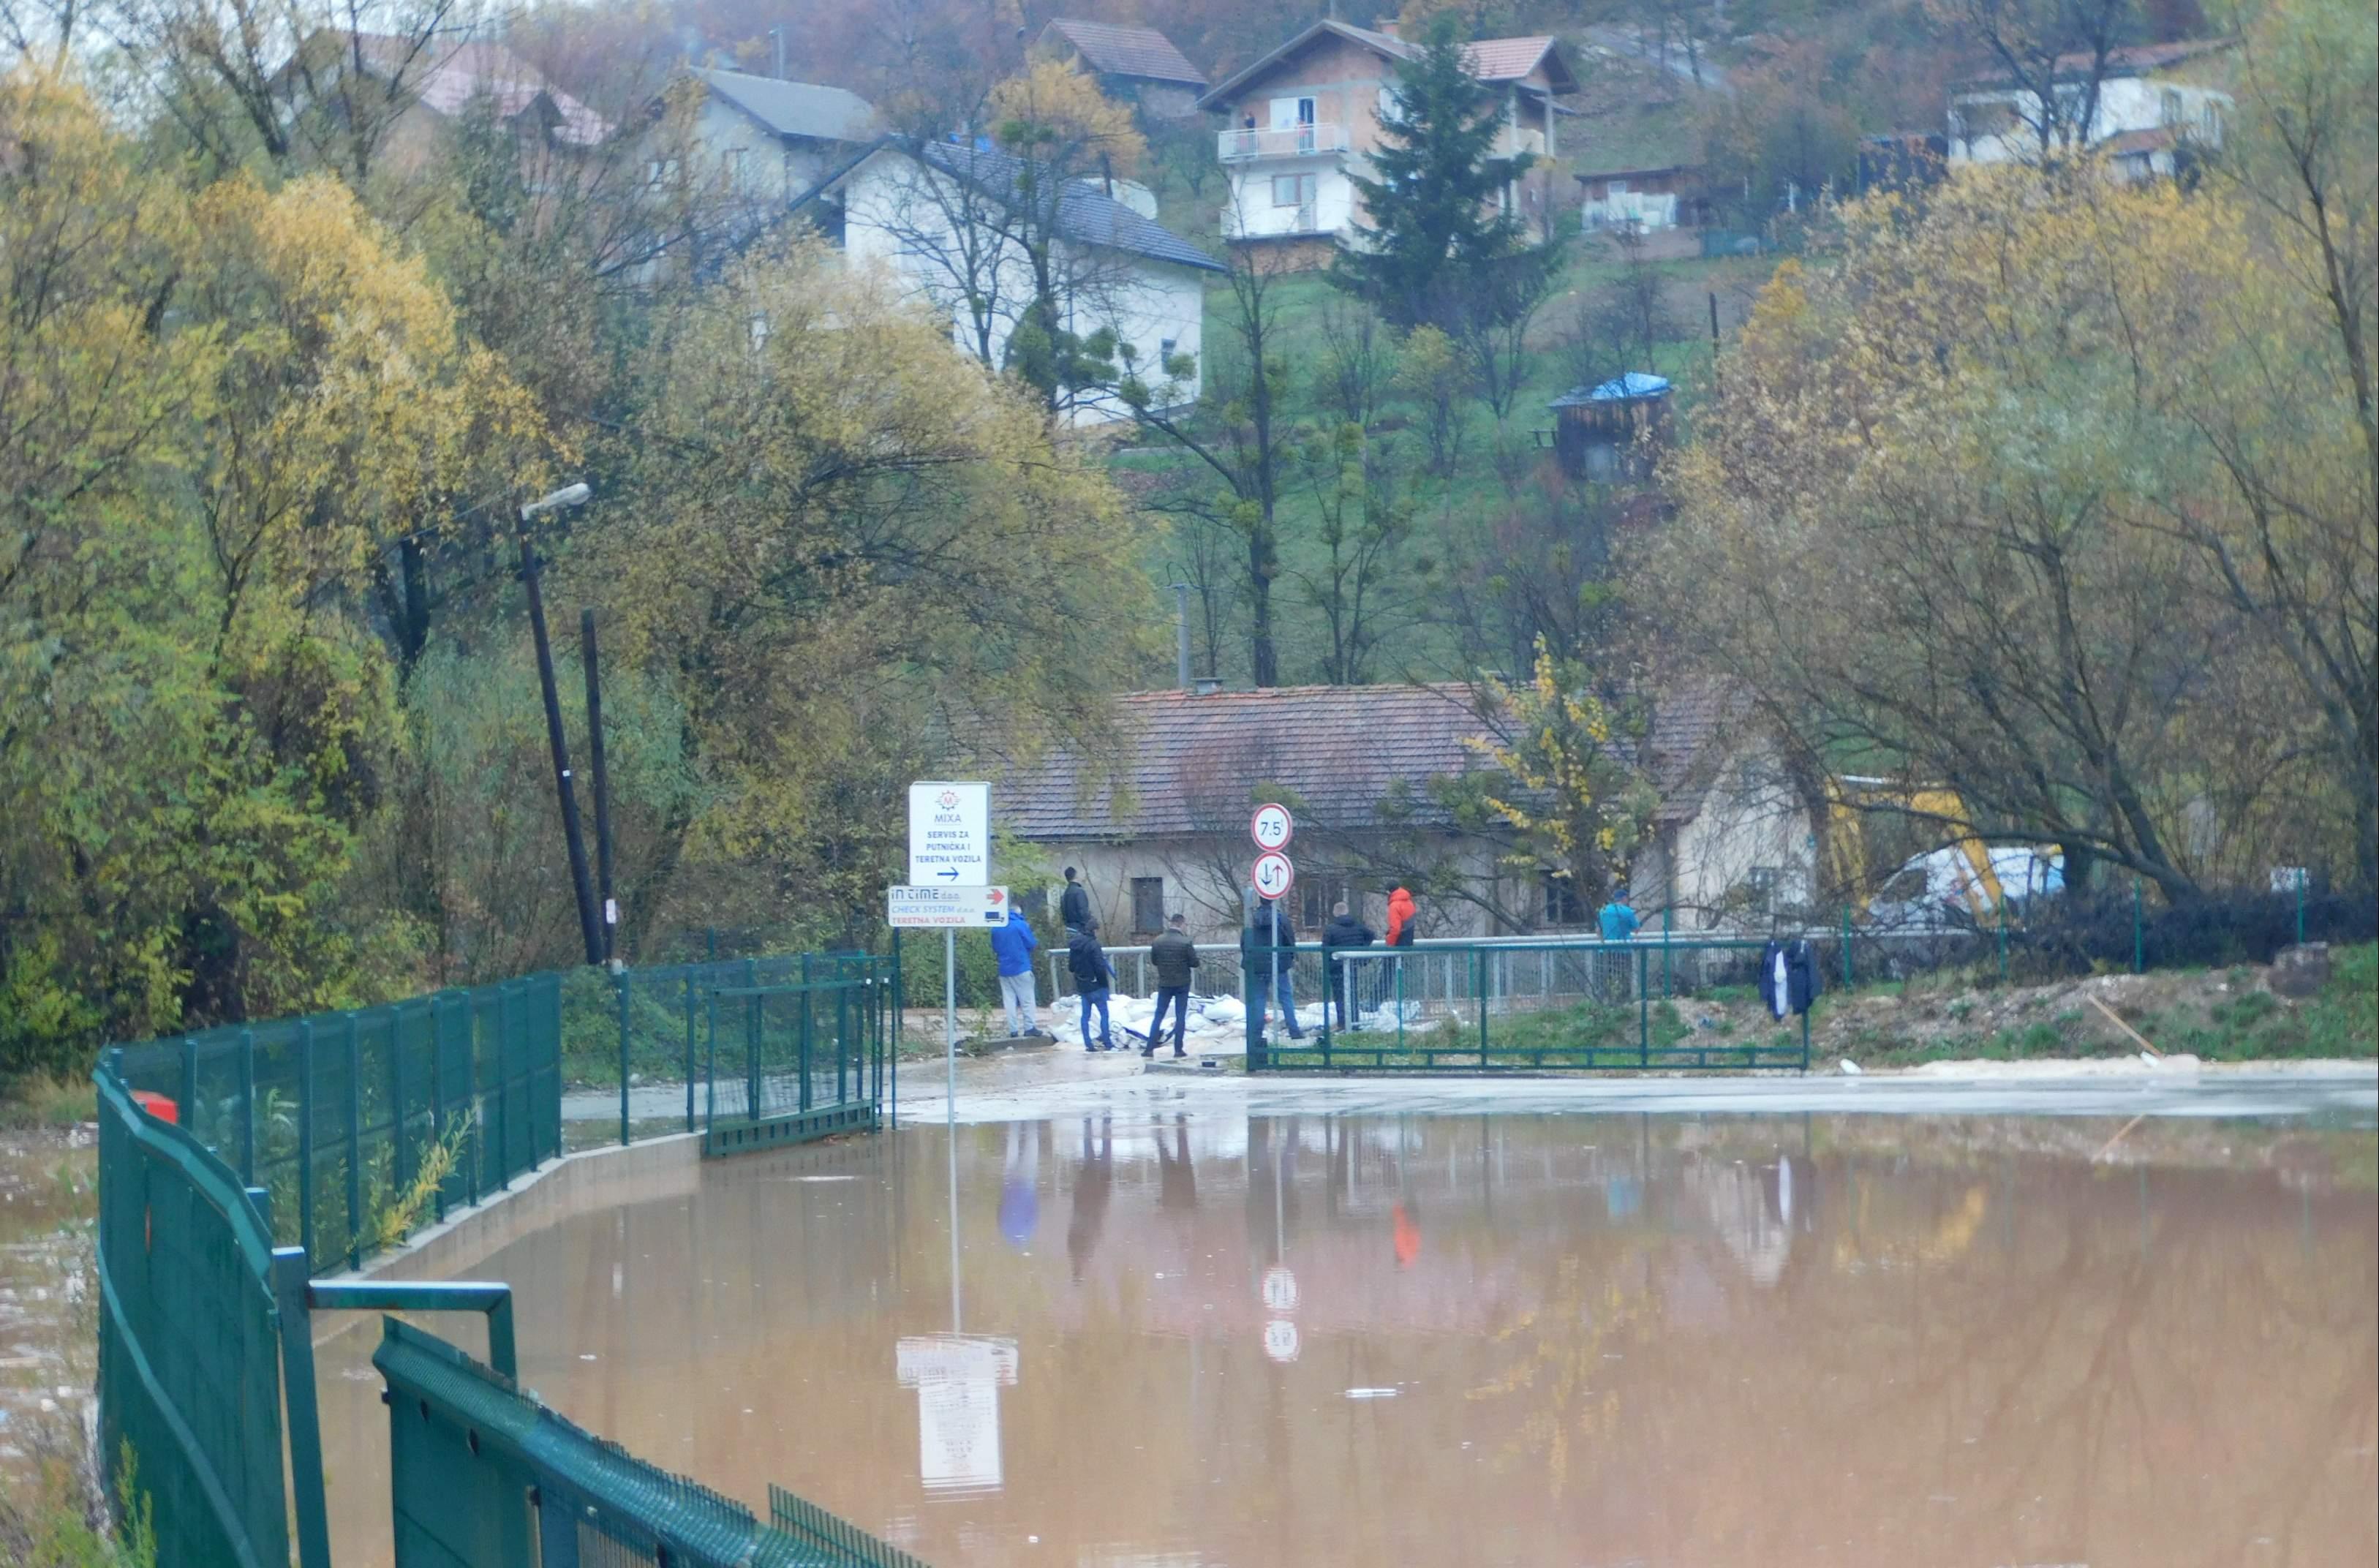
[1658,94,2375,897]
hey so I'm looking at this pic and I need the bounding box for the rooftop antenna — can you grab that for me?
[769,24,785,80]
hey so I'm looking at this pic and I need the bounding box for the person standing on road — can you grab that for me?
[1247,896,1305,1043]
[1067,918,1117,1051]
[989,913,1041,1036]
[1382,886,1417,1016]
[1321,899,1376,1030]
[1147,913,1199,1057]
[1060,867,1092,933]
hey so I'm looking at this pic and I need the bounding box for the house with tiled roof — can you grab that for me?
[274,31,611,179]
[1036,20,1209,119]
[1195,18,1575,257]
[1948,37,2233,179]
[995,681,1814,943]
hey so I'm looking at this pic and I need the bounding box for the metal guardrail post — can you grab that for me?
[617,970,632,1147]
[1638,949,1650,1066]
[890,933,901,1131]
[297,1019,316,1267]
[682,971,697,1133]
[389,1011,410,1213]
[238,1028,257,1186]
[744,959,761,1120]
[272,1247,334,1568]
[308,1280,518,1382]
[1476,947,1488,1066]
[344,1014,363,1270]
[799,953,814,1115]
[1662,908,1673,998]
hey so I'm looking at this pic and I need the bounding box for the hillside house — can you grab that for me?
[994,682,1814,944]
[1036,20,1210,120]
[682,69,875,210]
[273,31,609,180]
[1194,20,1575,255]
[1549,372,1672,482]
[1948,39,2232,179]
[796,138,1219,423]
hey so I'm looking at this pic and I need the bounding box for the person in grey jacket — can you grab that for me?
[1145,913,1199,1057]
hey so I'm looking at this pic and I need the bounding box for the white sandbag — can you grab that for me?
[1200,995,1246,1025]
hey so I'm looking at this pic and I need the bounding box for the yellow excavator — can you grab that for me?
[1824,779,2062,919]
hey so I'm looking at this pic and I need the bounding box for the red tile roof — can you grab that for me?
[1042,20,1207,86]
[1199,21,1574,111]
[332,32,609,145]
[999,681,1749,840]
[2103,126,2179,155]
[1459,35,1563,83]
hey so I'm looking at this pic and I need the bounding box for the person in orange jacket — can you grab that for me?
[1384,887,1417,947]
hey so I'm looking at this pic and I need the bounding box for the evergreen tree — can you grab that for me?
[1329,23,1546,330]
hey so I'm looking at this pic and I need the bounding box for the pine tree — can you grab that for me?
[1329,23,1546,330]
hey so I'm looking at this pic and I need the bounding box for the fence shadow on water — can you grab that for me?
[94,950,916,1568]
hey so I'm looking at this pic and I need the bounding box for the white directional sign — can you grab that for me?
[889,886,1010,928]
[1252,851,1294,901]
[908,781,989,886]
[1250,802,1294,851]
[1261,1264,1300,1313]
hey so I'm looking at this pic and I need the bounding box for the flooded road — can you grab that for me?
[320,1108,2377,1567]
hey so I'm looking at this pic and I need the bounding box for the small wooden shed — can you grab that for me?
[1549,372,1671,482]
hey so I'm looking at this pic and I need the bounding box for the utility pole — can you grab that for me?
[518,483,601,966]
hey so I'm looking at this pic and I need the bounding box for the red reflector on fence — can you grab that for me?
[130,1090,178,1124]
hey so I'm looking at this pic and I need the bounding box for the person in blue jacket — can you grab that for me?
[1598,892,1641,943]
[991,914,1041,1036]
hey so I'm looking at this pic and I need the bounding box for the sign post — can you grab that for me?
[1248,805,1296,1057]
[905,782,992,1110]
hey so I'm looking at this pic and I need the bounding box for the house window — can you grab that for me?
[1271,173,1317,210]
[646,157,681,189]
[1607,178,1629,196]
[1300,879,1345,932]
[1745,867,1782,913]
[1542,874,1586,927]
[1270,95,1316,129]
[2160,88,2184,127]
[1131,877,1166,936]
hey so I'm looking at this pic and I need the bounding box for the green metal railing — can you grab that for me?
[376,1319,927,1567]
[110,973,563,1275]
[701,952,896,1156]
[94,949,917,1568]
[1244,936,1814,1073]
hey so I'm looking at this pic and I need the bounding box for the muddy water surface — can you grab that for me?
[318,1111,2378,1567]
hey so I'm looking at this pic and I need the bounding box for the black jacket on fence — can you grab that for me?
[1759,938,1822,1018]
[1067,927,1112,990]
[1150,930,1200,990]
[1322,913,1376,951]
[1060,881,1091,932]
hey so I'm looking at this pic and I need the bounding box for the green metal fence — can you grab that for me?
[701,952,897,1156]
[1246,936,1813,1072]
[376,1318,927,1567]
[94,950,919,1568]
[110,973,564,1274]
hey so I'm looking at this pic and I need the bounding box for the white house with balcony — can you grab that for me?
[1195,19,1575,252]
[1948,38,2232,180]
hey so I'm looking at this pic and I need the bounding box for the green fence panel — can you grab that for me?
[375,1319,927,1568]
[94,1070,293,1568]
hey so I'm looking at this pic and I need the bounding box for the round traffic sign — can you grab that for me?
[1250,802,1294,851]
[1252,851,1294,901]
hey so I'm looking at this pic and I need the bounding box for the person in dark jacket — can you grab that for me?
[1066,920,1116,1050]
[1247,897,1304,1041]
[1320,900,1376,1030]
[1059,868,1092,934]
[1146,913,1199,1057]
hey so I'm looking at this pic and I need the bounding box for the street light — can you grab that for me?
[516,480,604,966]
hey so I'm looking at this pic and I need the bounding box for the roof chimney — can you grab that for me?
[1375,18,1399,36]
[1195,676,1224,697]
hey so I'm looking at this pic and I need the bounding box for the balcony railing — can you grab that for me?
[1218,123,1351,161]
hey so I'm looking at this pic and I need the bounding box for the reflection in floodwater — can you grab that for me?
[313,1110,2378,1568]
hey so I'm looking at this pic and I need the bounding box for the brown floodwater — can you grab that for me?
[316,1111,2378,1568]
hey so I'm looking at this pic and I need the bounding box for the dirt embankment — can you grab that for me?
[1675,943,2376,1068]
